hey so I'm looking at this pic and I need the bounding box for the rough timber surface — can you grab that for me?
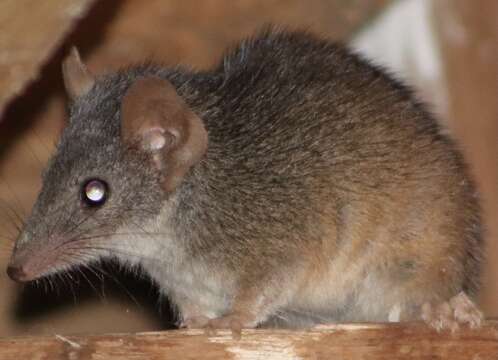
[0,321,497,360]
[0,0,97,118]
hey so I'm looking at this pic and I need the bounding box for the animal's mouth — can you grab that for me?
[6,241,96,283]
[7,249,63,282]
[6,263,35,282]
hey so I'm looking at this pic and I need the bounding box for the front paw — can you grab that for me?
[178,315,210,329]
[204,313,255,339]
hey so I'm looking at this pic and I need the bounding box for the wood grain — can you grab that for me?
[0,321,497,360]
[0,0,97,119]
[433,0,498,317]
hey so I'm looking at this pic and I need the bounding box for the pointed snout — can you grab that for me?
[7,237,68,282]
[7,241,42,283]
[6,264,28,282]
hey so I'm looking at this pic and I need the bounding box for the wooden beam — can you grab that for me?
[433,0,498,318]
[0,0,97,120]
[1,321,497,359]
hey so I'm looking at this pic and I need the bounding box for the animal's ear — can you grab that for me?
[121,77,208,192]
[62,47,95,99]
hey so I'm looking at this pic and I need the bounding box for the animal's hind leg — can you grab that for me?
[421,291,483,332]
[203,274,300,338]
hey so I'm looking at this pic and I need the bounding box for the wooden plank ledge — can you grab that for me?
[0,321,497,359]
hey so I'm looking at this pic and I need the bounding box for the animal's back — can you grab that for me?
[173,31,482,325]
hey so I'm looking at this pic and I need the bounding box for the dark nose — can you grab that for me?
[6,265,27,282]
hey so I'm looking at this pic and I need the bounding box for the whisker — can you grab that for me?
[67,243,169,267]
[0,177,26,219]
[75,265,105,302]
[80,262,107,300]
[0,199,25,232]
[30,126,54,158]
[22,136,46,170]
[93,263,142,309]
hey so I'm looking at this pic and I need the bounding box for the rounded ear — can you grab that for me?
[62,47,95,99]
[121,77,208,192]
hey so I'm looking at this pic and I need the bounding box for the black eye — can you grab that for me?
[82,179,108,207]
